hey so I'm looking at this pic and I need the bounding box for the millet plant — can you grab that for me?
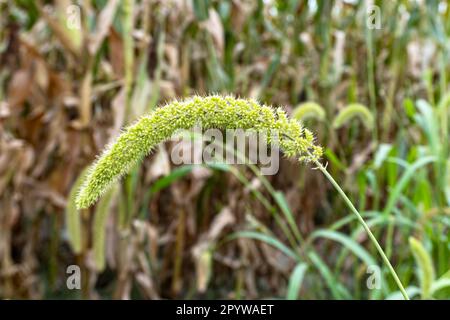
[76,95,409,300]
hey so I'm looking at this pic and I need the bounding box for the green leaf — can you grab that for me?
[150,165,196,194]
[431,277,450,295]
[286,263,308,300]
[324,148,345,171]
[431,268,450,296]
[65,168,89,254]
[385,286,421,300]
[93,185,118,271]
[310,229,376,267]
[273,191,302,243]
[192,0,210,20]
[227,231,301,261]
[403,98,416,118]
[445,159,450,206]
[308,251,351,299]
[383,156,436,216]
[373,143,393,169]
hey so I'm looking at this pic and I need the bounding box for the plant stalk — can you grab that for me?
[313,159,410,300]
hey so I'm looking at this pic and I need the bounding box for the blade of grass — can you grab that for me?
[286,263,308,300]
[93,185,118,271]
[309,229,376,267]
[226,231,301,262]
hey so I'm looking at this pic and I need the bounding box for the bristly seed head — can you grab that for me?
[75,95,322,209]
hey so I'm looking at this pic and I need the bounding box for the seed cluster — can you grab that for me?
[76,95,323,209]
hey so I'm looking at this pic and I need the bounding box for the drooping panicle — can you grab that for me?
[76,95,322,209]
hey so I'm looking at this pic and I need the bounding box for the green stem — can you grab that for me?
[312,159,409,300]
[123,0,134,122]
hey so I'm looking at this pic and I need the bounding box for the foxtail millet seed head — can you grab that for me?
[75,95,322,209]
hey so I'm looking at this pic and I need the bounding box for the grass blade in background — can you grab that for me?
[286,263,308,300]
[65,169,88,255]
[93,185,118,271]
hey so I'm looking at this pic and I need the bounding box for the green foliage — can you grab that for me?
[310,229,376,267]
[286,263,308,300]
[431,271,450,297]
[65,168,88,254]
[93,185,118,271]
[227,231,301,261]
[76,95,323,209]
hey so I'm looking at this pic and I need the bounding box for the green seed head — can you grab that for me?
[75,95,322,209]
[333,103,374,130]
[292,102,326,122]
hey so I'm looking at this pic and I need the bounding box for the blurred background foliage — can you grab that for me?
[0,0,449,299]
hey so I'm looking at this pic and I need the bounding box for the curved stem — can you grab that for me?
[312,159,409,300]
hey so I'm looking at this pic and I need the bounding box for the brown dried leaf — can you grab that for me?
[108,28,125,77]
[207,207,235,241]
[88,0,120,55]
[200,9,224,56]
[38,4,82,57]
[148,145,171,180]
[7,69,33,108]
